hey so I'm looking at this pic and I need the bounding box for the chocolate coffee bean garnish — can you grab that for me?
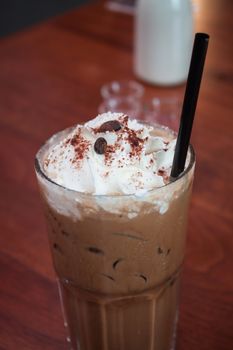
[98,120,121,132]
[94,137,107,154]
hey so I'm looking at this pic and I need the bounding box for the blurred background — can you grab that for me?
[0,0,90,37]
[1,0,195,130]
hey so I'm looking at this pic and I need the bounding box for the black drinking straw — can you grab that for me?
[170,33,209,179]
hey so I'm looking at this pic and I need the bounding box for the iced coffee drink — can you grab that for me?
[35,113,195,350]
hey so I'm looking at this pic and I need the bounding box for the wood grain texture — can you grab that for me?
[0,0,232,349]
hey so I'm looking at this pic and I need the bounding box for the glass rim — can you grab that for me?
[35,123,195,199]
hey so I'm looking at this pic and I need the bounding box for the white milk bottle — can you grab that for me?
[134,0,193,86]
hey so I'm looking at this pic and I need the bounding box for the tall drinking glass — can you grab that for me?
[35,124,195,350]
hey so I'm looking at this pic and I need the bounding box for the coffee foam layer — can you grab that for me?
[38,168,193,221]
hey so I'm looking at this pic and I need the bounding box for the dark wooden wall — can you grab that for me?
[0,0,90,37]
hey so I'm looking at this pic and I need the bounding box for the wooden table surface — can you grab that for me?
[0,0,232,349]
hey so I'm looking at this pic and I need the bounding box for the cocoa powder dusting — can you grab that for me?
[158,169,169,183]
[121,115,129,126]
[70,131,91,165]
[44,158,50,167]
[158,169,165,176]
[126,128,144,158]
[104,144,115,164]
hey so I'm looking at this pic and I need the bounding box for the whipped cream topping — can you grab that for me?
[44,113,176,195]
